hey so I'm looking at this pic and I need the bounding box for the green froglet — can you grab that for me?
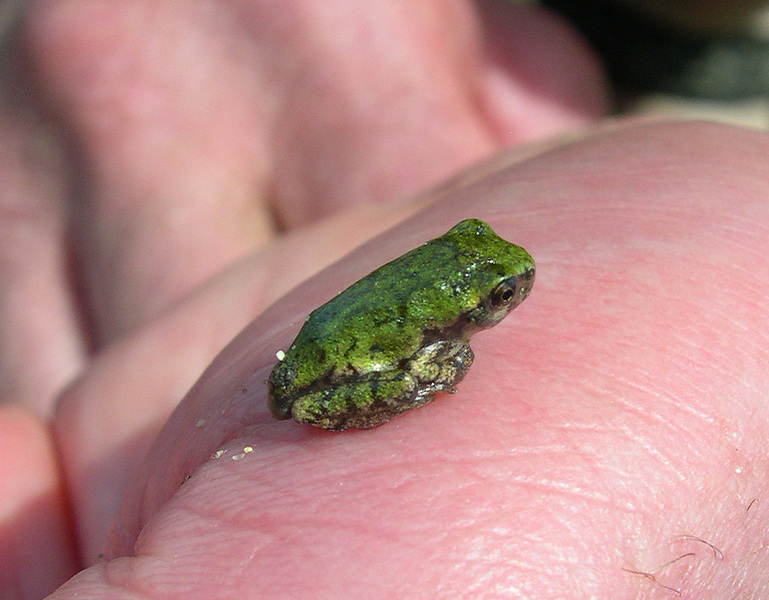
[268,219,535,430]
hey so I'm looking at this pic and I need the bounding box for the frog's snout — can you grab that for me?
[519,265,535,301]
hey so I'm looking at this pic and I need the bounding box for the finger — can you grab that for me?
[0,406,77,598]
[23,1,273,341]
[0,70,85,415]
[476,1,609,141]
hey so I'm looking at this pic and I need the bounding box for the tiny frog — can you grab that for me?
[268,219,535,430]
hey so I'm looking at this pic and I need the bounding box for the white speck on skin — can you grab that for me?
[232,446,255,461]
[275,350,285,361]
[211,449,226,459]
[735,465,743,474]
[196,419,206,428]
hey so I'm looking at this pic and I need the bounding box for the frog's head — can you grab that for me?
[466,261,535,333]
[447,219,535,336]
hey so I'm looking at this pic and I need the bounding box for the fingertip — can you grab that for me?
[476,1,610,142]
[0,405,78,597]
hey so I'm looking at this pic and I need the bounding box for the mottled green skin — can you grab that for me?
[268,219,535,430]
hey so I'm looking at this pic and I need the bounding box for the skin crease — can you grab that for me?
[2,3,769,600]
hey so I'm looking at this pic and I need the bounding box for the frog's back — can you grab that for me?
[291,220,518,373]
[307,219,523,333]
[301,236,468,341]
[294,251,436,374]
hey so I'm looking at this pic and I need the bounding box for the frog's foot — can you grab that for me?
[408,339,474,392]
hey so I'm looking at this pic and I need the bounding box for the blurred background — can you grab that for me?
[540,0,769,128]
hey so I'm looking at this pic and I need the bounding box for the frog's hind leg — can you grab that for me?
[290,341,475,430]
[408,339,474,395]
[291,371,422,430]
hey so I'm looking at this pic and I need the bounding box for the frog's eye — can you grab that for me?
[490,279,517,306]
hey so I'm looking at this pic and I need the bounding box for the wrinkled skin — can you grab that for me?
[3,1,769,599]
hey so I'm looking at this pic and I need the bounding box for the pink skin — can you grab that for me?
[3,1,769,599]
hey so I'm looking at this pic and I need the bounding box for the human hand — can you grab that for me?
[12,119,762,599]
[18,3,769,600]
